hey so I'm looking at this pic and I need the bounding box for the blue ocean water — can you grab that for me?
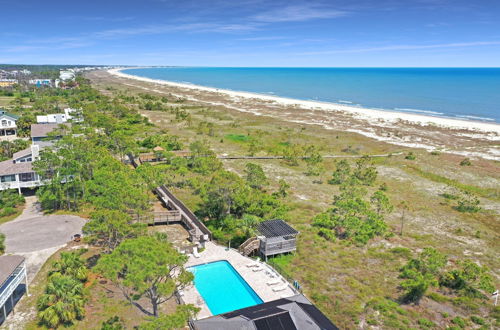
[188,260,263,315]
[122,67,500,123]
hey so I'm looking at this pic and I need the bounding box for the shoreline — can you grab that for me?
[109,67,500,135]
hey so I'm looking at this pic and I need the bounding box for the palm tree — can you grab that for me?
[37,274,86,328]
[239,214,261,238]
[49,252,88,282]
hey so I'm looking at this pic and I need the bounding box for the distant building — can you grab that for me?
[28,79,52,87]
[59,70,75,81]
[0,255,28,325]
[0,79,17,87]
[0,110,19,141]
[36,108,82,124]
[190,294,338,330]
[0,144,42,193]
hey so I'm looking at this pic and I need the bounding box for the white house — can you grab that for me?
[36,108,82,124]
[0,110,19,141]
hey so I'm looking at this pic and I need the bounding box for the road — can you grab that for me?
[0,196,86,281]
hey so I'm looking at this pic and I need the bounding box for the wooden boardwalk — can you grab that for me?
[128,154,212,243]
[155,185,212,243]
[130,210,181,225]
[133,152,403,164]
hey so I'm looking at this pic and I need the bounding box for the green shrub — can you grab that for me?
[405,152,416,160]
[0,190,25,209]
[441,192,458,200]
[418,318,434,328]
[390,247,412,259]
[430,150,440,155]
[440,260,494,297]
[451,316,466,328]
[470,315,485,325]
[318,227,336,241]
[0,233,5,255]
[459,158,472,166]
[427,291,448,303]
[0,206,16,217]
[101,316,124,330]
[399,248,447,302]
[454,191,481,213]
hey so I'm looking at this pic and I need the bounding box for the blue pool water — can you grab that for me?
[188,260,263,315]
[122,67,500,123]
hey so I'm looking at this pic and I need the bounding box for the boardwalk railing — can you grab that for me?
[130,211,181,225]
[156,185,212,242]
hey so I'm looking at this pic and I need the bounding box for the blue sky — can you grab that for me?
[1,0,500,66]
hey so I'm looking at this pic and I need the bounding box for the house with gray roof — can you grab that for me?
[0,145,42,193]
[31,123,71,146]
[0,255,28,325]
[190,294,338,330]
[0,110,19,141]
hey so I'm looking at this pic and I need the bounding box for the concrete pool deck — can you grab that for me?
[183,242,296,319]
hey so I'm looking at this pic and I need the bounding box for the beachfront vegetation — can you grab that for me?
[36,251,88,328]
[3,71,498,329]
[96,235,196,318]
[82,210,146,253]
[0,190,25,217]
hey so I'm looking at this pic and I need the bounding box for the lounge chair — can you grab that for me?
[252,266,264,272]
[193,247,200,258]
[267,279,281,286]
[273,284,288,292]
[246,262,259,268]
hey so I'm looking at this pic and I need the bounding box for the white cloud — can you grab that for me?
[252,4,346,23]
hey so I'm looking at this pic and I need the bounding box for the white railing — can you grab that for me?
[0,179,44,191]
[0,263,26,308]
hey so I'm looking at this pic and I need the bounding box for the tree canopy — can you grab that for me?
[95,235,194,317]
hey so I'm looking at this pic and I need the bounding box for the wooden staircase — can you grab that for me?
[239,237,261,256]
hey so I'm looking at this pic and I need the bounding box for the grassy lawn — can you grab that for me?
[0,204,24,225]
[87,71,500,329]
[0,96,14,107]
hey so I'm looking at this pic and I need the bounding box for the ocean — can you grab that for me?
[122,67,500,123]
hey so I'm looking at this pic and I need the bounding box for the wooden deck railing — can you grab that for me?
[239,236,260,256]
[156,185,212,242]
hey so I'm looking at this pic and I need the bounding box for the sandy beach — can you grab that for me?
[107,68,500,160]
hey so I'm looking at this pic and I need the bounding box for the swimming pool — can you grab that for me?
[188,260,263,315]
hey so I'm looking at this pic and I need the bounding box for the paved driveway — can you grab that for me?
[0,196,86,280]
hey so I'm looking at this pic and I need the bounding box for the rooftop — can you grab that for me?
[0,159,33,176]
[12,147,32,160]
[0,110,19,120]
[257,219,299,238]
[31,123,71,138]
[190,294,338,330]
[0,255,24,289]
